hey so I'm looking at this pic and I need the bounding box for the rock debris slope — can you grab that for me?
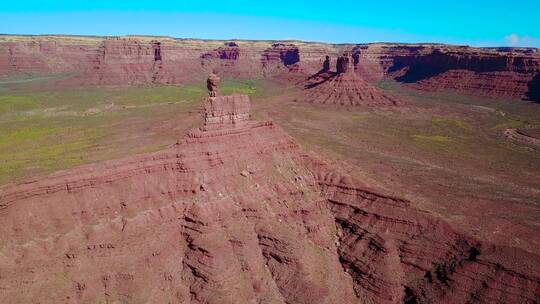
[1,79,539,303]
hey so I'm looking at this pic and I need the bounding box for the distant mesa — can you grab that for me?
[224,41,239,48]
[261,43,300,69]
[201,41,240,61]
[2,36,538,99]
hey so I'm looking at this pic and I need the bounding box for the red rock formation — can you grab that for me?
[261,43,302,76]
[336,52,354,74]
[0,93,356,303]
[206,73,220,97]
[380,45,540,99]
[302,54,403,106]
[0,38,96,75]
[0,90,539,303]
[303,159,540,303]
[322,55,331,72]
[1,35,540,97]
[261,43,300,67]
[201,42,240,61]
[86,38,175,85]
[199,41,266,78]
[200,94,250,128]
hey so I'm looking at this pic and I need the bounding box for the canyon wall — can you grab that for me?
[1,35,539,100]
[353,44,540,100]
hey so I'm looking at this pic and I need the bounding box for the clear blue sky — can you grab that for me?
[1,1,539,47]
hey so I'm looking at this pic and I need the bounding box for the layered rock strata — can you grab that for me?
[2,36,539,99]
[356,45,540,99]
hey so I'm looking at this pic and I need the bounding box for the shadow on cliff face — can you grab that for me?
[390,49,510,84]
[526,73,540,102]
[394,64,447,83]
[390,50,450,83]
[281,49,300,66]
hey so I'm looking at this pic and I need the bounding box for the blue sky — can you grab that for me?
[1,1,539,47]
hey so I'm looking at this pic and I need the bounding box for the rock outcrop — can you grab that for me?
[336,52,354,74]
[261,43,301,75]
[305,160,540,303]
[375,45,540,99]
[0,91,356,303]
[201,94,250,128]
[302,54,403,106]
[201,42,240,61]
[322,55,331,72]
[1,82,539,303]
[206,73,220,97]
[504,128,540,149]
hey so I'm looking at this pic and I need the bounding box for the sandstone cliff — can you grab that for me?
[353,44,540,100]
[1,35,539,99]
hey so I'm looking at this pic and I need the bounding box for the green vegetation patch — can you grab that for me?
[0,123,105,180]
[412,134,452,143]
[0,83,213,184]
[432,117,468,129]
[221,79,259,97]
[0,95,42,115]
[109,85,205,106]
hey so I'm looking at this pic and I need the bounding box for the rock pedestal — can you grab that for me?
[203,94,251,129]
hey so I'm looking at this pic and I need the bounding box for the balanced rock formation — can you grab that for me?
[1,83,540,303]
[206,72,220,97]
[303,53,403,106]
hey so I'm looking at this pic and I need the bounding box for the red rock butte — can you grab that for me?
[303,53,403,106]
[1,79,539,303]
